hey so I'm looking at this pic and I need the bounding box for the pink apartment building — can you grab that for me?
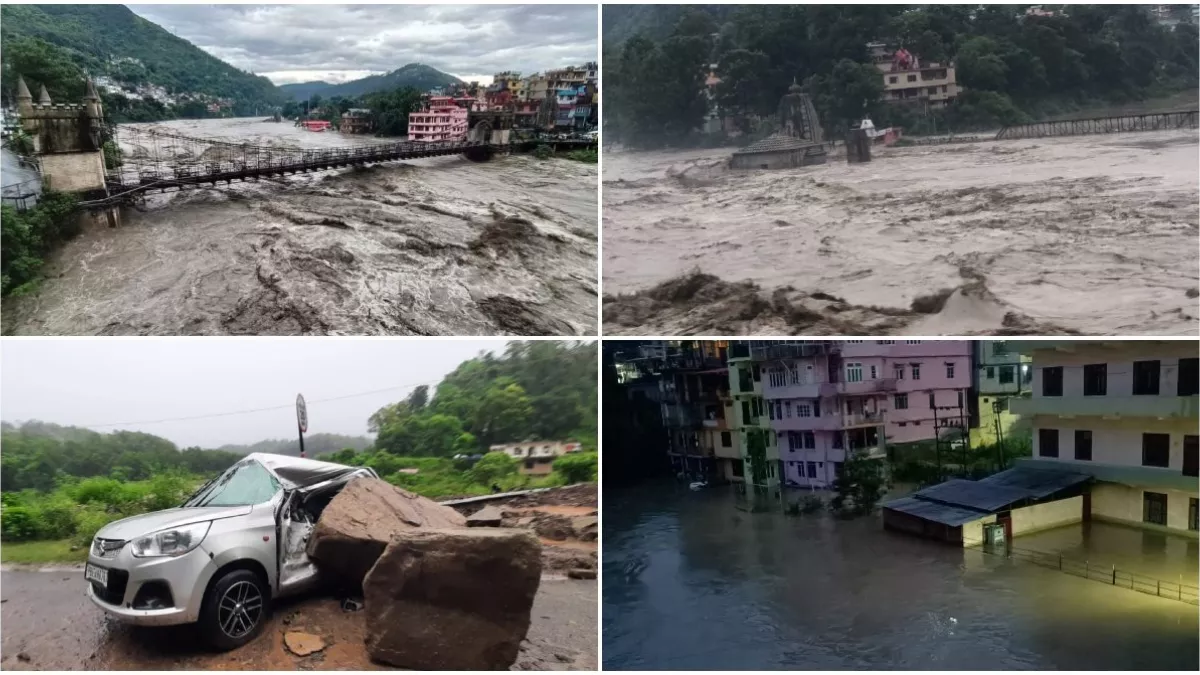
[407,96,468,142]
[758,340,973,489]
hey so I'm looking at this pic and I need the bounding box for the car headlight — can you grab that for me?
[130,521,211,558]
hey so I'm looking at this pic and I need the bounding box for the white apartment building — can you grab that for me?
[490,440,583,475]
[1011,341,1199,535]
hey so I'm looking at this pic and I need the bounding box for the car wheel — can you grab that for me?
[199,568,270,651]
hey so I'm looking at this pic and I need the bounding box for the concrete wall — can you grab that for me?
[961,513,998,546]
[1092,483,1197,534]
[40,151,106,193]
[1029,343,1196,399]
[1011,496,1083,536]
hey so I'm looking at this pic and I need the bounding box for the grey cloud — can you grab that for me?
[0,339,518,448]
[128,4,597,84]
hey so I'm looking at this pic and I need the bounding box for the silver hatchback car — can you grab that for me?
[85,453,376,650]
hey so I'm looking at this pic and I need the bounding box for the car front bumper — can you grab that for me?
[86,544,217,625]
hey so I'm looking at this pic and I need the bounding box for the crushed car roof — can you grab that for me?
[245,452,365,489]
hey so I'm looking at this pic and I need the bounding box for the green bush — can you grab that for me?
[469,451,518,485]
[1,506,40,541]
[1,191,80,297]
[533,144,553,160]
[73,506,118,549]
[552,451,597,483]
[564,149,597,163]
[35,496,79,539]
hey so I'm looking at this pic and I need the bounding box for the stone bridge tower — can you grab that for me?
[16,76,108,195]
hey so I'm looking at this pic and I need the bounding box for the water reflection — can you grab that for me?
[603,483,1199,670]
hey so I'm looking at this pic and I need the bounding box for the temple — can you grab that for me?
[729,82,827,170]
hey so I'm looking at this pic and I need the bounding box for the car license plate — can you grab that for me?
[85,564,108,586]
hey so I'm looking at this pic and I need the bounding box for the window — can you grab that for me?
[928,392,935,409]
[1042,366,1063,396]
[1038,428,1059,458]
[833,462,844,480]
[1179,358,1199,396]
[797,403,812,418]
[806,461,817,478]
[1074,430,1092,461]
[985,367,995,379]
[878,340,895,344]
[832,433,844,449]
[846,362,863,382]
[768,403,775,421]
[1184,435,1198,477]
[1133,360,1161,395]
[898,421,907,427]
[721,432,732,448]
[888,76,898,83]
[1142,433,1170,468]
[957,391,964,409]
[732,460,744,478]
[894,364,905,380]
[906,340,922,344]
[907,74,917,82]
[945,363,955,379]
[894,393,909,409]
[753,365,761,381]
[1190,498,1198,531]
[769,368,787,387]
[802,431,815,449]
[928,86,939,95]
[999,366,1014,384]
[845,340,864,344]
[911,363,921,380]
[1143,492,1167,526]
[741,401,751,422]
[870,365,877,380]
[813,399,821,417]
[1083,363,1107,396]
[184,460,281,507]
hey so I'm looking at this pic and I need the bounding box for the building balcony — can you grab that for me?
[842,411,885,428]
[1010,395,1199,420]
[750,341,836,361]
[765,378,897,400]
[701,417,729,430]
[772,415,843,432]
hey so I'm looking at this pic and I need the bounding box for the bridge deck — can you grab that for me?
[995,110,1198,140]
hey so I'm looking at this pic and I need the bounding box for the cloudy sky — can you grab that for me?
[128,4,597,85]
[1,339,517,447]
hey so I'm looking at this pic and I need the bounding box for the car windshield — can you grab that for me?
[183,460,281,507]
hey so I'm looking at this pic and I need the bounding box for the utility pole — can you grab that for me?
[932,403,942,481]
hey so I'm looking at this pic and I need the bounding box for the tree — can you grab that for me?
[0,37,85,102]
[829,450,888,517]
[468,451,517,485]
[805,58,883,139]
[553,452,597,483]
[472,379,534,448]
[714,49,773,126]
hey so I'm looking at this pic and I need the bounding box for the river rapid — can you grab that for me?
[603,130,1199,336]
[3,118,597,335]
[603,483,1200,670]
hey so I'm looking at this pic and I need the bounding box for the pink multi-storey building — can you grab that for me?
[407,96,468,142]
[757,340,973,489]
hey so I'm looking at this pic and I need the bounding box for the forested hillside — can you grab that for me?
[604,4,1200,146]
[1,4,283,117]
[279,63,462,101]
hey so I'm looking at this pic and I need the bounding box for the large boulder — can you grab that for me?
[307,477,466,589]
[363,528,542,670]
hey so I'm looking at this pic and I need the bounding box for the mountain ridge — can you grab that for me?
[279,63,462,100]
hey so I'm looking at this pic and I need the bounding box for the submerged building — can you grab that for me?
[729,83,827,170]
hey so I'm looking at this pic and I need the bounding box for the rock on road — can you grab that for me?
[0,569,597,670]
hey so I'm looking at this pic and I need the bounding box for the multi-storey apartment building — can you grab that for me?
[1011,341,1199,534]
[974,341,1032,446]
[757,340,973,489]
[867,42,960,108]
[490,440,583,475]
[728,342,777,491]
[407,96,468,141]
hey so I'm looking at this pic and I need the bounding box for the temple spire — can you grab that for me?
[85,78,99,100]
[16,76,32,101]
[37,84,52,105]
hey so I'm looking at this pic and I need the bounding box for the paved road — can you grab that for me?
[0,569,596,670]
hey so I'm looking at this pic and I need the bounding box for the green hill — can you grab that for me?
[0,4,283,114]
[279,63,462,101]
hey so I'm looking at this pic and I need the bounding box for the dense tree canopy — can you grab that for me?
[604,4,1199,145]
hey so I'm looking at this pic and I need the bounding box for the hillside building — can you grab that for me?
[407,96,468,142]
[867,42,960,109]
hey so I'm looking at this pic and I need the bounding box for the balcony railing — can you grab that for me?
[842,411,885,428]
[751,341,837,361]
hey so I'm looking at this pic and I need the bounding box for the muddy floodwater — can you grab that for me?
[3,118,597,335]
[602,130,1199,336]
[603,484,1199,670]
[0,569,596,670]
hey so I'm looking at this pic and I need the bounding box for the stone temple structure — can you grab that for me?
[730,82,827,170]
[15,76,108,194]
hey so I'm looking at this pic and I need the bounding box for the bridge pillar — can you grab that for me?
[79,204,121,229]
[16,76,108,196]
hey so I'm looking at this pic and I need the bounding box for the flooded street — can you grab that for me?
[3,118,597,335]
[603,483,1199,670]
[0,569,596,671]
[602,130,1199,336]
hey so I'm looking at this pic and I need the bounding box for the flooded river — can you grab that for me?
[3,118,597,335]
[603,130,1199,336]
[603,483,1199,670]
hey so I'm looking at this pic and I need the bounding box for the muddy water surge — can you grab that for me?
[603,131,1199,335]
[3,118,597,335]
